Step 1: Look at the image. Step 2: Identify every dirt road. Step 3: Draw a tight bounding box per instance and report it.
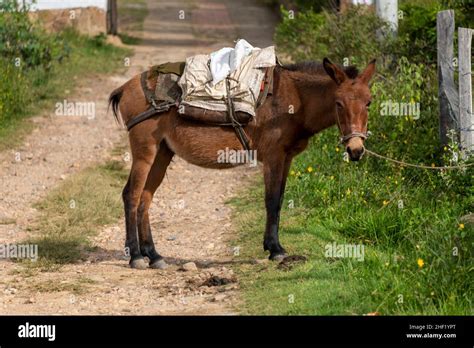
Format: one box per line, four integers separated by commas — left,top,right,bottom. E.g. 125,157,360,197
0,0,277,314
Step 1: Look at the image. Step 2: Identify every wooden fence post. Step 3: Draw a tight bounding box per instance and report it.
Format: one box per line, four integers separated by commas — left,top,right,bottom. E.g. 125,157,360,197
458,27,473,155
437,10,459,147
107,0,118,36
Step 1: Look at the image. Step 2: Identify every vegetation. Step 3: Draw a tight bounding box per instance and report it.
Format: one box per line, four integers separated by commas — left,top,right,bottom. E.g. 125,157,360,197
234,0,473,315
23,159,128,271
0,0,131,150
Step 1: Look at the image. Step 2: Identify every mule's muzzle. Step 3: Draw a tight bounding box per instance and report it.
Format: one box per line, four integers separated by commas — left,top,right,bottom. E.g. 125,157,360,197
346,145,365,161
345,136,366,161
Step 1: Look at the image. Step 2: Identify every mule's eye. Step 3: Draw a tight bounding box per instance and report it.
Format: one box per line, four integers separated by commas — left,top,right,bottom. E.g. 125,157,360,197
366,101,372,108
336,101,343,109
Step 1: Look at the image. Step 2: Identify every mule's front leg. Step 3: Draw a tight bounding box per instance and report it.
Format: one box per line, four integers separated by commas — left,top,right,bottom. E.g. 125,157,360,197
263,155,292,261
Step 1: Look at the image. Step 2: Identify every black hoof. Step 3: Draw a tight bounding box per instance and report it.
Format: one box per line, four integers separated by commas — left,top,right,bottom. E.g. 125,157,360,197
269,252,287,262
130,258,147,270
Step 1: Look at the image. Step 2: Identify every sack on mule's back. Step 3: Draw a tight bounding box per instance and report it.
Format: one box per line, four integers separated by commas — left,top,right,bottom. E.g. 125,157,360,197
178,46,276,118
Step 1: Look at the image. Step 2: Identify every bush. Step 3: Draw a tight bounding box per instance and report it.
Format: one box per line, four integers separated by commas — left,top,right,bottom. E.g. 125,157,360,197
0,0,66,70
0,1,130,143
0,0,67,127
275,5,395,66
0,58,28,124
396,2,440,66
368,57,439,165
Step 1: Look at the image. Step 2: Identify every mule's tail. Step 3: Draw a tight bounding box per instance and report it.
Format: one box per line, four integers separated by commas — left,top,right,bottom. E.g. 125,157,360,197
108,85,124,126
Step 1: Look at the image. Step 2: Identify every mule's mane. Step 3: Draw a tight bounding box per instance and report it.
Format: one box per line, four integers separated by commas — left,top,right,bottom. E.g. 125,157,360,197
283,61,359,79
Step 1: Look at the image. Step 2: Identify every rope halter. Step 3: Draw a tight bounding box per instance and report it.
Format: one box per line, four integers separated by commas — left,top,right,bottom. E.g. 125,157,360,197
340,131,370,144
335,108,370,144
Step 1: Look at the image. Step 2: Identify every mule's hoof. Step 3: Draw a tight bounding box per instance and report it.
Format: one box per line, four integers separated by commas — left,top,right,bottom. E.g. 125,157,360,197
269,253,287,262
150,258,168,270
130,258,147,270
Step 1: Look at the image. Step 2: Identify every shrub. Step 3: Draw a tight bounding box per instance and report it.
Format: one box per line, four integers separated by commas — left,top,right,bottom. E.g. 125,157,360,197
275,5,395,66
0,58,28,124
0,0,66,70
396,2,441,66
0,1,129,140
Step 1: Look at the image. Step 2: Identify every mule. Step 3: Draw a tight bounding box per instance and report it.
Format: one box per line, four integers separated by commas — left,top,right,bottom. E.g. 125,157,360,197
109,57,376,269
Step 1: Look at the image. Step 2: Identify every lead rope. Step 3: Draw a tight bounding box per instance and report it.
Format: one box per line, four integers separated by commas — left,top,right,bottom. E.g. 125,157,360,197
336,103,474,170
334,109,473,170
364,149,474,170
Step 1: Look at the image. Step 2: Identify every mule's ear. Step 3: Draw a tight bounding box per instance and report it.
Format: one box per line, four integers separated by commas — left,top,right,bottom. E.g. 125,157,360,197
323,57,347,85
358,59,376,84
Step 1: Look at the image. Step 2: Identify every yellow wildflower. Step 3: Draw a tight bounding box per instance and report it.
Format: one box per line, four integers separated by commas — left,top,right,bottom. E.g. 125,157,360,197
307,166,313,173
458,223,465,230
417,258,424,268
383,200,389,206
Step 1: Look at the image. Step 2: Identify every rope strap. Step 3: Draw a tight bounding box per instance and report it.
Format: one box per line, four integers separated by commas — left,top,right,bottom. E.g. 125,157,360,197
225,77,251,151
365,149,474,170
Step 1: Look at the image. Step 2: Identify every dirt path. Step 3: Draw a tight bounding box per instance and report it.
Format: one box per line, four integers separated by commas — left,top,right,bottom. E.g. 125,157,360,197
0,0,277,314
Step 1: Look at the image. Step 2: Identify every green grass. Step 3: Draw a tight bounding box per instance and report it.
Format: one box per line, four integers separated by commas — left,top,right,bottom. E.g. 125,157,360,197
0,30,131,151
22,160,128,271
231,129,473,315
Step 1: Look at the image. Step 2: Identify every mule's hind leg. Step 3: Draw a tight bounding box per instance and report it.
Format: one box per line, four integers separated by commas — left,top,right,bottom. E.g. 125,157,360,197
137,141,174,269
123,146,157,269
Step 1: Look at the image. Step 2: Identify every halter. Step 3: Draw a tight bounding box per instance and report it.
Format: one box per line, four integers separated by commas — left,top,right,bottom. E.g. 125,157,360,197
335,107,370,144
340,131,369,144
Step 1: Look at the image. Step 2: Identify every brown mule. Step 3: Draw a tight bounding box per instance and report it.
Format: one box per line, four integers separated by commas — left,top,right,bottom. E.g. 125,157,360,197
109,58,376,269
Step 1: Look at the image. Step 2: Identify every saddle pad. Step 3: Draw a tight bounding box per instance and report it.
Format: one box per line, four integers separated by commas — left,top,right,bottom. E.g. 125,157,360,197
178,46,276,117
154,73,181,103
149,61,185,79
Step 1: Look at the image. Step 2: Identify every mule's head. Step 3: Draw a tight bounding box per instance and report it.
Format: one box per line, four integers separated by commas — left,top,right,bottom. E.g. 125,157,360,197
323,58,376,161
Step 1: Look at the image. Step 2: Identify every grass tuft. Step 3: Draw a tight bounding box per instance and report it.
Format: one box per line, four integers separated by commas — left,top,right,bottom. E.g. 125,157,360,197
22,160,127,270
